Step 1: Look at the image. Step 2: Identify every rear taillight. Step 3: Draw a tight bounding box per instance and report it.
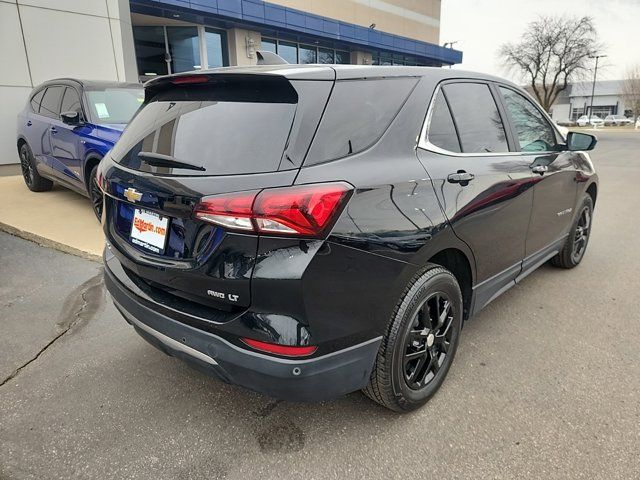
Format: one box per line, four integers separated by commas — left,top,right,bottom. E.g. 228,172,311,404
193,182,352,237
241,338,317,357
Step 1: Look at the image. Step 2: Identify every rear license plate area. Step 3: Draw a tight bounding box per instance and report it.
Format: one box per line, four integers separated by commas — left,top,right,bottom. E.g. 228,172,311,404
130,208,169,254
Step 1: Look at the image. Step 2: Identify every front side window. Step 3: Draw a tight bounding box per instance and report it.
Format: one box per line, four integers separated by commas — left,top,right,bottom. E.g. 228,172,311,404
85,88,144,124
499,87,557,152
60,87,82,115
427,91,461,153
39,86,64,119
442,82,508,153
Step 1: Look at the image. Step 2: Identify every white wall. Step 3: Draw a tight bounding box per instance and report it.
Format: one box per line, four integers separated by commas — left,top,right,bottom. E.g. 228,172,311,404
0,0,137,165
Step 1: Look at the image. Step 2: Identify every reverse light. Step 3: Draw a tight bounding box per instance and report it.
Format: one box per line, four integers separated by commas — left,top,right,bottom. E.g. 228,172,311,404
193,183,352,237
241,338,317,357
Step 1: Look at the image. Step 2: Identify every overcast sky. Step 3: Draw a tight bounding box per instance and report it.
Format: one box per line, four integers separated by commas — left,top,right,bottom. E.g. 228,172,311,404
440,0,640,82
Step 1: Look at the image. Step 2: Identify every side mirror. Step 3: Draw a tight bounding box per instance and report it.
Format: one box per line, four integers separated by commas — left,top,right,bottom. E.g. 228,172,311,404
567,131,597,151
61,111,81,125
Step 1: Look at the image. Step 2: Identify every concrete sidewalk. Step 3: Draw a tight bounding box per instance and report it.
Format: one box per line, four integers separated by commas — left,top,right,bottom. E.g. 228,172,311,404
0,175,103,260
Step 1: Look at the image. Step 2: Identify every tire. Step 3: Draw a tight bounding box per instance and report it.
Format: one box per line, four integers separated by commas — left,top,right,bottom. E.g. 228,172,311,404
19,143,53,192
88,164,103,221
363,265,463,412
551,194,594,269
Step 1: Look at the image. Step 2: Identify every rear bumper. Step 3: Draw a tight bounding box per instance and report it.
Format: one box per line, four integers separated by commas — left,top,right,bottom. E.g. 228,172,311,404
104,259,381,402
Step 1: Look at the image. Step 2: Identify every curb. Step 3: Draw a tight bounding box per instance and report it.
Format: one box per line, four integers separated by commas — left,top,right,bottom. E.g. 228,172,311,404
0,221,101,263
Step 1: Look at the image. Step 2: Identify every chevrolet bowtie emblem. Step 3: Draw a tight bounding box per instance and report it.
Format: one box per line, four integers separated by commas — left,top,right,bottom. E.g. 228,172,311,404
123,187,143,203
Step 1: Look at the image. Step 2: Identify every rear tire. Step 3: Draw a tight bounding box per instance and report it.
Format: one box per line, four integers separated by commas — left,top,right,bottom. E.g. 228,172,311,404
363,265,463,412
19,143,53,192
551,194,593,269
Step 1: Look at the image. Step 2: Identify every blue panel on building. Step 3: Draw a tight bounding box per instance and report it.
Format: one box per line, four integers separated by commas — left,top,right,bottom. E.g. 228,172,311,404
130,0,463,65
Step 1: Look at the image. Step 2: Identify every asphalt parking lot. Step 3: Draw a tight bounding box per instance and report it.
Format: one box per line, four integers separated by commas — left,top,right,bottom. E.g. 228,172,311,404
1,130,639,479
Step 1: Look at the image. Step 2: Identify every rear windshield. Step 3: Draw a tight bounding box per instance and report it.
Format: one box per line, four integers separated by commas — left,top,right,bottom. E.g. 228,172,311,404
85,88,144,124
110,76,298,176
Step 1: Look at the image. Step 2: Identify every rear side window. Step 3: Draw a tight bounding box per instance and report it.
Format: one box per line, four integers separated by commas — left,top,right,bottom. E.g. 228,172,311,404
442,83,508,153
110,76,300,176
426,91,461,153
39,86,64,119
499,87,558,152
30,89,45,112
306,78,418,164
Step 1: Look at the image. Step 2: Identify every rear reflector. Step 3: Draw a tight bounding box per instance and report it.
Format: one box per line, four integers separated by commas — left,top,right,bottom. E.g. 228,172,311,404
241,338,317,357
193,182,352,237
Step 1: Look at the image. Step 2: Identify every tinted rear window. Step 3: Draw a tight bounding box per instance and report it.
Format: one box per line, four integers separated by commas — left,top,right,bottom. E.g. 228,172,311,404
427,91,461,153
110,77,299,176
39,86,64,119
442,82,508,153
306,77,418,164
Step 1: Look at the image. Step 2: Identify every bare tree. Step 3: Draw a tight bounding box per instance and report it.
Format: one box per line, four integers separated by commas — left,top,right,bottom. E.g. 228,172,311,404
499,16,602,111
622,65,640,122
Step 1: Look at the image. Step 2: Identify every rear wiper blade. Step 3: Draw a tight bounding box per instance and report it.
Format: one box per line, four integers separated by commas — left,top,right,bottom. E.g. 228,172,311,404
137,152,206,172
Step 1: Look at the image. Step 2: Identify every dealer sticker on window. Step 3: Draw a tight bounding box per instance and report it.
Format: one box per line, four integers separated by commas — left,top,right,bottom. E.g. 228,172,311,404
130,208,169,254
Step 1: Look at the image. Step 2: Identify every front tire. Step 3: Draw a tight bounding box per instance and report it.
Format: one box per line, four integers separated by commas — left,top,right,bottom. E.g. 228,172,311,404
88,164,103,221
363,265,463,412
551,194,593,269
19,143,53,192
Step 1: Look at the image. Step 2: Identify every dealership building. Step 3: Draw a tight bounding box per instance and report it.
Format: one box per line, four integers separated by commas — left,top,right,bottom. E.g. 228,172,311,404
0,0,462,165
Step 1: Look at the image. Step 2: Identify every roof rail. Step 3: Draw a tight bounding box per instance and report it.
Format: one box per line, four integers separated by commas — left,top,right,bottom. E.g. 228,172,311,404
256,50,289,65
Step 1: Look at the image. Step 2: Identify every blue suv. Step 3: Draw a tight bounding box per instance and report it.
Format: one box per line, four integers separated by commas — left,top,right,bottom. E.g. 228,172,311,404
16,79,143,218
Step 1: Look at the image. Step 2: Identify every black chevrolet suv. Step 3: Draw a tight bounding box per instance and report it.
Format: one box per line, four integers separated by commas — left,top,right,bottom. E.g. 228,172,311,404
99,65,598,412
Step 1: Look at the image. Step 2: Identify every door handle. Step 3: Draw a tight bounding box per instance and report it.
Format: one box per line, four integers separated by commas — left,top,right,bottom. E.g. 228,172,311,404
447,171,475,185
531,165,548,175
50,127,57,134
26,121,32,127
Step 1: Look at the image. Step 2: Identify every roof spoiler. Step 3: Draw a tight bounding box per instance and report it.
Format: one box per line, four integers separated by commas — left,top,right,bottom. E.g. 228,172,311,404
256,50,289,65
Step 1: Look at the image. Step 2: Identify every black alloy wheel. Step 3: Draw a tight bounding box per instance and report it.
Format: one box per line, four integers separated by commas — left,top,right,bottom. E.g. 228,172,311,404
551,194,594,269
571,204,591,264
403,292,454,390
19,143,53,192
363,265,463,412
89,165,103,221
20,144,34,188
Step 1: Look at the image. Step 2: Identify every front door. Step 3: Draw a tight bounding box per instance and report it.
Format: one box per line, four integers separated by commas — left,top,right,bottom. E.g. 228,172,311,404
417,81,536,311
495,85,578,269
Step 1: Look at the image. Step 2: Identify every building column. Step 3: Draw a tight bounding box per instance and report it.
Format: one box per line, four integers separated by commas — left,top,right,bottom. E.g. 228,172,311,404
227,28,262,66
350,51,373,65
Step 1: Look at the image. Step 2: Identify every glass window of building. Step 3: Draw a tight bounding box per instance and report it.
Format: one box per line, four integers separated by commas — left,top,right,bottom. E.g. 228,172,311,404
204,28,226,68
335,50,349,64
278,41,298,63
133,26,168,76
318,47,334,64
299,44,317,64
261,38,277,53
166,26,200,72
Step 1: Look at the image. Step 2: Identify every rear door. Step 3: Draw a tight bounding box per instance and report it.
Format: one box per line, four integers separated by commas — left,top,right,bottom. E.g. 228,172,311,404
416,80,535,310
496,85,578,265
102,73,333,311
32,85,64,170
49,86,85,186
